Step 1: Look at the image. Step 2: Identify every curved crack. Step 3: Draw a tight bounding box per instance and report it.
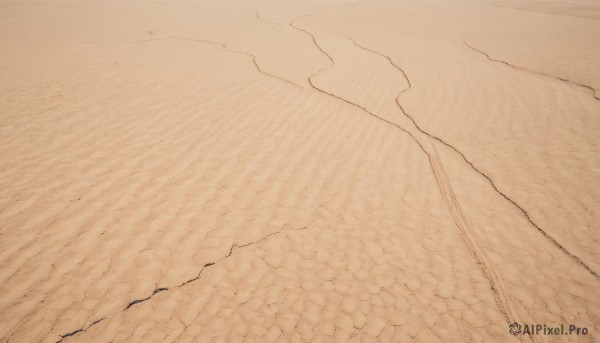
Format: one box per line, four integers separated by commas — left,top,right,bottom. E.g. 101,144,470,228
54,226,311,342
347,38,598,280
465,42,599,101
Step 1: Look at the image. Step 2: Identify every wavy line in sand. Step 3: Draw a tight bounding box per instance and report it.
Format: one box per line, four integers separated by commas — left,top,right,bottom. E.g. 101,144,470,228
465,42,599,101
54,226,311,342
289,16,519,325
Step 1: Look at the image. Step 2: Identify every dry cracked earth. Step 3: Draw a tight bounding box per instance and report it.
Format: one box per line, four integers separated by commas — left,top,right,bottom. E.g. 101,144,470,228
0,0,599,341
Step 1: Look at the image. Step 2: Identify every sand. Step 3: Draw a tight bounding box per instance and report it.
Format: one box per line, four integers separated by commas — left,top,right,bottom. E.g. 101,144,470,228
1,0,599,341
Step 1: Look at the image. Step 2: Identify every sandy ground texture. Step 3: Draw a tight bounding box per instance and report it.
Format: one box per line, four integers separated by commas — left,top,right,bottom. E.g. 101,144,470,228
1,0,599,342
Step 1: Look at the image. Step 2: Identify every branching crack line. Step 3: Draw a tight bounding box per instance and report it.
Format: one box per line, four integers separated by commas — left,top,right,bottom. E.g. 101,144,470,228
180,226,310,287
346,37,599,280
80,35,302,90
465,42,599,101
288,17,423,147
171,36,303,89
55,226,311,342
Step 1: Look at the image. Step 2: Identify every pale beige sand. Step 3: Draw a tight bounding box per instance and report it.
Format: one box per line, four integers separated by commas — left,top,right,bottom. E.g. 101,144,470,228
1,0,599,342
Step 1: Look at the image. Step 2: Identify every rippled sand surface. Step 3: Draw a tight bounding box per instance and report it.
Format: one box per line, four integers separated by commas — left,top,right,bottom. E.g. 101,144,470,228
1,0,599,341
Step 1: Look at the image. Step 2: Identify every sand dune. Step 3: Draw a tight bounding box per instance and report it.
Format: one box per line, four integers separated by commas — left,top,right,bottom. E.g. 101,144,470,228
0,0,599,342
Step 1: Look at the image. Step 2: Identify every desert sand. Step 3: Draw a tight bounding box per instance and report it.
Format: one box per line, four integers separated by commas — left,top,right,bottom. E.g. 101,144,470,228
1,0,599,341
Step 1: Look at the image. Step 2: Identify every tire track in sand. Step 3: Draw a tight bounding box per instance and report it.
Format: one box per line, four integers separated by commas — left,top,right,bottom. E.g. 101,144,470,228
348,37,599,281
289,16,519,326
